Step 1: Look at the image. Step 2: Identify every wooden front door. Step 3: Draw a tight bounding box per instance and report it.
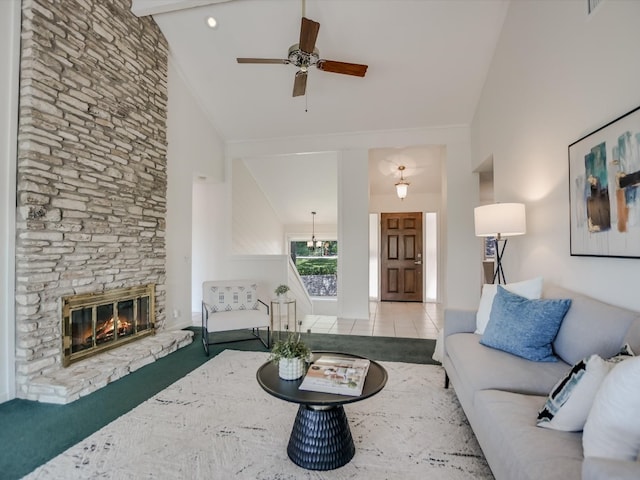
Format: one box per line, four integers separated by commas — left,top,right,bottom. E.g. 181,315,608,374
380,212,423,302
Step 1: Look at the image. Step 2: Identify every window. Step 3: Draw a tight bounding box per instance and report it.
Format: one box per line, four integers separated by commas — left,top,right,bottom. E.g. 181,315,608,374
290,241,337,297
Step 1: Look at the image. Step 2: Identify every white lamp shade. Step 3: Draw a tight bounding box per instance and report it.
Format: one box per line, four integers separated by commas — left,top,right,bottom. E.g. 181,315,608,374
474,203,526,237
396,182,408,199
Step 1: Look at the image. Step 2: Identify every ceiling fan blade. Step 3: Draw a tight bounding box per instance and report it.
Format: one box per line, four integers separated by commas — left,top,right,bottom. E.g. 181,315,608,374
317,60,368,77
236,58,289,64
292,71,307,97
299,17,320,54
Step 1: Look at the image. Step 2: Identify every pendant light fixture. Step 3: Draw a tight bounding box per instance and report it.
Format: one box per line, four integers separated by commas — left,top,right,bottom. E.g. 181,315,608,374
395,165,409,200
307,211,318,248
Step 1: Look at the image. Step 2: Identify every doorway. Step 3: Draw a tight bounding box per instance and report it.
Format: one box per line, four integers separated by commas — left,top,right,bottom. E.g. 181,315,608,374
380,212,423,302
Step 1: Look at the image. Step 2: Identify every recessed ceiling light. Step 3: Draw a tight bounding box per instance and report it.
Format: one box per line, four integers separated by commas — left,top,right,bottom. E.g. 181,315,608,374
206,16,217,29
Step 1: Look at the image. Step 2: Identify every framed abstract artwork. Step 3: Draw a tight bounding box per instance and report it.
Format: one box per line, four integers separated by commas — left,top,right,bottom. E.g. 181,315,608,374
569,105,640,258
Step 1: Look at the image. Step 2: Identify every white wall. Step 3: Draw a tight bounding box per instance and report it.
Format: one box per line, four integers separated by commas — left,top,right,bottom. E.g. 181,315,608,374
472,0,640,310
424,212,438,301
231,159,284,255
338,150,371,319
441,141,480,308
369,193,441,213
191,181,226,310
166,56,224,329
191,179,292,312
0,0,20,403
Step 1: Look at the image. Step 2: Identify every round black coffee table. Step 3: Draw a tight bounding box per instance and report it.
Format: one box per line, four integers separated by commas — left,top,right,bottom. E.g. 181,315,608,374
256,351,388,471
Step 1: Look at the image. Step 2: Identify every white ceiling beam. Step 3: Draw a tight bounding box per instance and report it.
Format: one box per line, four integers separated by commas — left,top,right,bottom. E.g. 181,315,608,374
131,0,233,17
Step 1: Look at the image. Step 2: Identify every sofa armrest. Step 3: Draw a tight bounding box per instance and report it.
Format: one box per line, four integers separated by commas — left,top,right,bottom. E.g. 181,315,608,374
443,308,476,338
582,457,640,480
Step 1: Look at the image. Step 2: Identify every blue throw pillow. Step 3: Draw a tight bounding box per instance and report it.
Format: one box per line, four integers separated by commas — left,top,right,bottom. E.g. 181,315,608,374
480,286,572,362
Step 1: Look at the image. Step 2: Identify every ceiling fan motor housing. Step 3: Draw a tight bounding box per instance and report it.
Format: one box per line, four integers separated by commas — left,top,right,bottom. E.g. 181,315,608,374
288,44,320,70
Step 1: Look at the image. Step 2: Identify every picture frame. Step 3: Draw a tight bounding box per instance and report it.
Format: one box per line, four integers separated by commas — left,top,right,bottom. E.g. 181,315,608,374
569,105,640,258
484,236,496,260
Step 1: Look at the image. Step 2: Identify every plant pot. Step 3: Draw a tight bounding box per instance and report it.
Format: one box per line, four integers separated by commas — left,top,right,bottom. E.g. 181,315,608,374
278,357,306,380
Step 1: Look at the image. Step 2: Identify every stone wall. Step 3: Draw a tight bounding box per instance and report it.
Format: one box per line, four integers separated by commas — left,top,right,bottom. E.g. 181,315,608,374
302,275,337,297
15,0,169,399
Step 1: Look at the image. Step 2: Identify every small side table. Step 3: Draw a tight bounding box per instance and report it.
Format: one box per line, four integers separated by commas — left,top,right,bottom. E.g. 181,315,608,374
270,298,296,342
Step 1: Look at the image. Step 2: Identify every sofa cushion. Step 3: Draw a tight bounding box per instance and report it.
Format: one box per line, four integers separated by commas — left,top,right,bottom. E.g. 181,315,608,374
445,333,570,398
546,285,639,365
473,389,583,480
582,457,640,480
583,356,640,461
480,286,571,362
475,277,543,334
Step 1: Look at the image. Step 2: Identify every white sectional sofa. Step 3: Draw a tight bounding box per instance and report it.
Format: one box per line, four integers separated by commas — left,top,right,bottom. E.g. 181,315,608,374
443,284,640,480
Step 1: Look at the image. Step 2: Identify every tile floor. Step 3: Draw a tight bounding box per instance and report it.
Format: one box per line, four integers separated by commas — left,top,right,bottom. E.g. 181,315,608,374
298,301,443,340
195,301,444,341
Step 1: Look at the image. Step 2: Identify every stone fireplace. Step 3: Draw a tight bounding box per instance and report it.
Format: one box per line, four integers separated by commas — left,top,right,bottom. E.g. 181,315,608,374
14,0,192,404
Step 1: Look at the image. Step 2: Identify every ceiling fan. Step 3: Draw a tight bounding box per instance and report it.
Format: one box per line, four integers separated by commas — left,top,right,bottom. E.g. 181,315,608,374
237,16,368,97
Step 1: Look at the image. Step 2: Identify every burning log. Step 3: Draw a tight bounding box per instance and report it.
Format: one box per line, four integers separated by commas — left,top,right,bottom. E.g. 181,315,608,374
85,316,132,345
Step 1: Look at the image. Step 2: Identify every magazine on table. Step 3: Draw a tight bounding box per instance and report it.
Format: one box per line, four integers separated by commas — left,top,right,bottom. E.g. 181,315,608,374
299,356,371,396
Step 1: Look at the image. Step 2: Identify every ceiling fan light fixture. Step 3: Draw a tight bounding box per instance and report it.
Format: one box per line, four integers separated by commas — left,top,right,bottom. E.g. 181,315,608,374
395,165,409,200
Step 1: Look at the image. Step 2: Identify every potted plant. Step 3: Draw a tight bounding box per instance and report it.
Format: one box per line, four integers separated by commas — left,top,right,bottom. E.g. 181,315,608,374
275,284,290,300
270,333,311,380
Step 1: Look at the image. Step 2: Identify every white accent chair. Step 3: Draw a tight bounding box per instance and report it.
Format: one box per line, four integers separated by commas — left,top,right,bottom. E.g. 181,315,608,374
201,280,270,355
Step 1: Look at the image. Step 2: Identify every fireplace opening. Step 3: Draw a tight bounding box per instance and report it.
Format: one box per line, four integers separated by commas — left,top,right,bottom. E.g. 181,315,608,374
63,284,155,367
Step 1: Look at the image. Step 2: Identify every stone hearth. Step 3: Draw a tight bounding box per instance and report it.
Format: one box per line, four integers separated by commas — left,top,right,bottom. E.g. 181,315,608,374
27,330,193,404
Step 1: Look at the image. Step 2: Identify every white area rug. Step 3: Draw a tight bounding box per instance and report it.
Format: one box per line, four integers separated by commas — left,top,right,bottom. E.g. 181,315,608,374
24,350,492,479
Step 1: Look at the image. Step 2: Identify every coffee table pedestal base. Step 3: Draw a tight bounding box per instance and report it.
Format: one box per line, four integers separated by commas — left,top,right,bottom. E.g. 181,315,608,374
287,404,355,470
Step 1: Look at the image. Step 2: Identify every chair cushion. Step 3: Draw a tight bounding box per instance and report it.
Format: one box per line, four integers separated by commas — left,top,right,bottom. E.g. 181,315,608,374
205,309,270,332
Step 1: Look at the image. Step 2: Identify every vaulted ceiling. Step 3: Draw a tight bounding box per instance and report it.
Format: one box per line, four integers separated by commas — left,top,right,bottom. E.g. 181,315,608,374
131,0,509,224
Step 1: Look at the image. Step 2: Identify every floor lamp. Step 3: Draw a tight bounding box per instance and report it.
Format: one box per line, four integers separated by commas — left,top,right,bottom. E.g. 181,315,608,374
474,203,526,284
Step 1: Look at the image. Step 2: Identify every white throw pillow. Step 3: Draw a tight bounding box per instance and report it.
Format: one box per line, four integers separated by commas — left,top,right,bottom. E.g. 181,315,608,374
475,277,543,334
537,346,635,432
583,356,640,460
537,354,612,431
208,283,259,312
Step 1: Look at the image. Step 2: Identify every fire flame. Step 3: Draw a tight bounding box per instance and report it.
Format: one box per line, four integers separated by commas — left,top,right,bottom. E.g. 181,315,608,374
85,316,132,344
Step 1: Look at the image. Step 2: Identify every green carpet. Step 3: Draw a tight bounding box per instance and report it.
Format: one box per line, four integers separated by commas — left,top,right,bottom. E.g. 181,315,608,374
0,328,438,479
